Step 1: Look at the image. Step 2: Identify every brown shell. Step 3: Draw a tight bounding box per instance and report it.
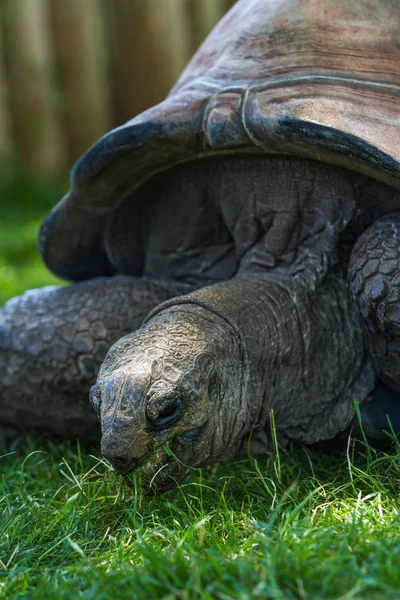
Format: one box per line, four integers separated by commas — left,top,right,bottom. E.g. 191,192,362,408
41,0,400,280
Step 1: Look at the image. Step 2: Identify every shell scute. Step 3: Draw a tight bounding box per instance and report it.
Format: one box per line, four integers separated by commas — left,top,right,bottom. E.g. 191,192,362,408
40,0,400,280
203,91,249,150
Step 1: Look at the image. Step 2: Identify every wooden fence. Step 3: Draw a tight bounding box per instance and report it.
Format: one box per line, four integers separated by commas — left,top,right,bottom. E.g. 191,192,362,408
0,0,236,178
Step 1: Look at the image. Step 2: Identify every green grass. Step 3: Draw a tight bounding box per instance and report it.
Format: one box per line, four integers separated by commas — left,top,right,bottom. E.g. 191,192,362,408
2,440,400,599
1,174,400,599
0,172,65,304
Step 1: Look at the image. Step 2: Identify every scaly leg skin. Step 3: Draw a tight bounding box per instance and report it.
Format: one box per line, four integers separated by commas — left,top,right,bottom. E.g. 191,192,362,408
93,269,375,492
347,213,400,443
0,276,192,440
349,213,400,392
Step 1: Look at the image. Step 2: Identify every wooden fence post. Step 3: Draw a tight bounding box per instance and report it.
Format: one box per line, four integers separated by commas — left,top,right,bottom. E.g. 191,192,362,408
166,0,193,79
49,0,111,163
1,0,64,177
224,0,237,13
106,0,192,125
0,22,11,159
187,0,227,54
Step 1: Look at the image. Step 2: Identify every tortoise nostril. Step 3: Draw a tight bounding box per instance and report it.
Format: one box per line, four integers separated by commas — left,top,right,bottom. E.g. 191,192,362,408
89,384,101,416
147,398,183,430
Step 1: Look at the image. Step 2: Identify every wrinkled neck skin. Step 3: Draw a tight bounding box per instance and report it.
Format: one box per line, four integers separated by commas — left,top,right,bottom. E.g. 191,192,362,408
148,269,373,454
95,268,373,485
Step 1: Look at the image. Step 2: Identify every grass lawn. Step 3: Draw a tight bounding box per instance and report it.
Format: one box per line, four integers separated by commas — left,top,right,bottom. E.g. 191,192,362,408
1,174,400,599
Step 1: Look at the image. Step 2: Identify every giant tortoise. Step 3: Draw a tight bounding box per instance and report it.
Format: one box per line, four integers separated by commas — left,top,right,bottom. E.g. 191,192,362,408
2,0,400,491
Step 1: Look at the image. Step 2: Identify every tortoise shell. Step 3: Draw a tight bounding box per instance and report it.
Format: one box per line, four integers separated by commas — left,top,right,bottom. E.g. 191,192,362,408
40,0,400,281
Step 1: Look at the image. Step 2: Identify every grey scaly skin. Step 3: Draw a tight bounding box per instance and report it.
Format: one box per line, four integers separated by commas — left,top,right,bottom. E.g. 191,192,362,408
4,0,400,491
0,276,192,440
0,155,398,492
349,214,400,395
92,271,373,492
2,154,400,492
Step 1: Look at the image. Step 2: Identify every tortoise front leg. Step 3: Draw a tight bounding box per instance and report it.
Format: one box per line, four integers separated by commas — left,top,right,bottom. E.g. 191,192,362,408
349,212,400,394
0,276,191,440
345,212,400,443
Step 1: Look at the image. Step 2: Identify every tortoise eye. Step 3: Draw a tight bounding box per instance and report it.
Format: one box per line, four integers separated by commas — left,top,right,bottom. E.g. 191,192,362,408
147,398,183,430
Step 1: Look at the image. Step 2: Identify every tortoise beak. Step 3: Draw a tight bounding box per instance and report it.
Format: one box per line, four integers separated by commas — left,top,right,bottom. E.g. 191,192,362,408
107,455,142,475
101,433,152,475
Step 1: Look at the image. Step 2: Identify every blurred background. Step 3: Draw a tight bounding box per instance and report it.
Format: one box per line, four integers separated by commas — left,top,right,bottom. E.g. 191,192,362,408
0,0,236,303
0,0,236,177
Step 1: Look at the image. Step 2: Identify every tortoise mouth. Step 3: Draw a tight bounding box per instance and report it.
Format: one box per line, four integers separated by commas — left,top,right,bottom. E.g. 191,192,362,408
117,425,207,493
141,449,192,494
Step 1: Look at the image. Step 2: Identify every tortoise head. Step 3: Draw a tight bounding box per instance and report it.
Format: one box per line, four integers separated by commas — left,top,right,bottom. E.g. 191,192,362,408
90,304,248,492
